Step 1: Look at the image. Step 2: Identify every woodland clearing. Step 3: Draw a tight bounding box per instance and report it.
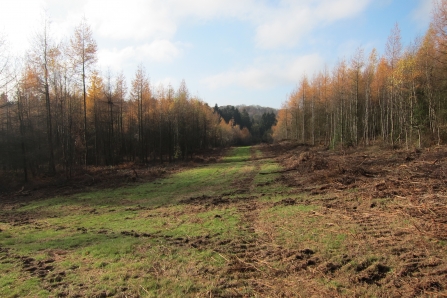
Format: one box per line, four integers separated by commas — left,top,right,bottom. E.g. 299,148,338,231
0,143,447,297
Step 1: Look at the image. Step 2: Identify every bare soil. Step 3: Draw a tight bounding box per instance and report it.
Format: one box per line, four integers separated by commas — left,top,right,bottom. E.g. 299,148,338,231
1,143,447,297
172,143,447,297
257,142,447,296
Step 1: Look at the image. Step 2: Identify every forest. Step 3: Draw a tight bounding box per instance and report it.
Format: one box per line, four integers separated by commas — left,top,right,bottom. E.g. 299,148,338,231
2,2,447,183
0,19,268,184
273,2,447,149
214,105,277,143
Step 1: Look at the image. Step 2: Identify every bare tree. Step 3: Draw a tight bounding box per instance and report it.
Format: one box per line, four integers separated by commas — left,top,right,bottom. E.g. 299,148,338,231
0,34,14,90
69,17,97,165
385,24,402,146
29,15,57,175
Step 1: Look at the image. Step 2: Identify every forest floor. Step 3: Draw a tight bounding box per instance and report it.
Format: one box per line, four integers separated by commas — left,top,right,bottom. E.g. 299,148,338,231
1,142,447,297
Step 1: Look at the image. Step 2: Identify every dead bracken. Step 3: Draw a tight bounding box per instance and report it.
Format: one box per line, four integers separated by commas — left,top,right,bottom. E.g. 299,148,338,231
0,143,446,297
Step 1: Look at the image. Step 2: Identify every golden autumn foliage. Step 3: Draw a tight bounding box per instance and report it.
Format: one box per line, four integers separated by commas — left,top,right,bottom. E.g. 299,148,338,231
274,3,447,148
86,70,104,118
0,18,247,174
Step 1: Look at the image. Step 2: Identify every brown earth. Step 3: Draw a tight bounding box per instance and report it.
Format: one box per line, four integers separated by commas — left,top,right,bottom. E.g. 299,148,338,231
122,143,447,297
169,143,447,297
1,143,447,297
255,142,447,297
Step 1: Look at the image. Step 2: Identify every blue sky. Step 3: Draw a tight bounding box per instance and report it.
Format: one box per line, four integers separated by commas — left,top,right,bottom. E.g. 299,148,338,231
0,0,434,109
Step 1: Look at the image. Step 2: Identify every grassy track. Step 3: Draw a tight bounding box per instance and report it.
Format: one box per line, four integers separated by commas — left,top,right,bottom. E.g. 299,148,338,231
0,147,284,297
2,145,446,297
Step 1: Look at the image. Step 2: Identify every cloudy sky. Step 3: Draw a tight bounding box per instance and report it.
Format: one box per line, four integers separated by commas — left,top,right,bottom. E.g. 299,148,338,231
0,0,434,108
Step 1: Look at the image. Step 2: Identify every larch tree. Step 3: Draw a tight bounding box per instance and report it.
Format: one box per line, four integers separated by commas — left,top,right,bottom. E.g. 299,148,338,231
103,70,115,165
332,59,349,147
433,0,447,58
299,75,309,143
29,15,57,175
417,26,439,146
69,18,97,165
350,47,365,145
176,79,190,159
113,72,127,160
86,70,104,165
385,23,402,145
363,48,378,145
130,65,151,161
430,1,447,144
273,2,447,149
0,34,14,90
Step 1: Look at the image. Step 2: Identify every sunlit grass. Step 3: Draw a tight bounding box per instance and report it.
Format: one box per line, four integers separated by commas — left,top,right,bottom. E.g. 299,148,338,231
17,147,253,214
0,145,275,297
221,146,251,163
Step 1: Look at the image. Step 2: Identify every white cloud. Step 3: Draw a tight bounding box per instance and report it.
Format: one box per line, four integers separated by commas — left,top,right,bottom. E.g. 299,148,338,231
168,0,256,19
205,67,272,90
97,47,133,71
0,0,373,56
71,0,372,50
315,0,372,22
202,54,324,90
254,7,313,49
85,0,177,40
412,0,434,27
0,0,44,54
80,0,258,42
0,0,373,97
98,39,183,71
138,40,182,62
254,0,372,49
284,54,325,80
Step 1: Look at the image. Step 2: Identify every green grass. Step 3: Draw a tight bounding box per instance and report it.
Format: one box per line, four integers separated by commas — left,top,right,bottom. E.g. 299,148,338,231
17,148,253,213
2,144,340,297
2,144,444,297
0,146,270,297
221,146,251,163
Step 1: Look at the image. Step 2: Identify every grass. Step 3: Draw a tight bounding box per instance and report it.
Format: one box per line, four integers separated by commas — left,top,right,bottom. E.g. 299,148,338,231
17,148,253,213
1,144,444,297
0,146,263,297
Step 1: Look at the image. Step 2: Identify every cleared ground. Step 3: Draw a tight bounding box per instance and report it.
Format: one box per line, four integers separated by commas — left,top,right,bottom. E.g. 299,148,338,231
0,143,446,297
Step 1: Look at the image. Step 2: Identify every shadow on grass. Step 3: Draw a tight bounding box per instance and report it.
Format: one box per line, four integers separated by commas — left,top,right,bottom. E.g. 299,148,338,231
3,147,254,215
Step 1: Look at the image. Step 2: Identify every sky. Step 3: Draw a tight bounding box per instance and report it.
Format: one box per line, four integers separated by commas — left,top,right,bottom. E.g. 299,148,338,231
0,0,435,109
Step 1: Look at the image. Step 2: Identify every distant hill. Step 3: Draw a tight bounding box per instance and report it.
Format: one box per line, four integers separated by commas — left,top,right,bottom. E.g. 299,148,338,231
233,105,278,119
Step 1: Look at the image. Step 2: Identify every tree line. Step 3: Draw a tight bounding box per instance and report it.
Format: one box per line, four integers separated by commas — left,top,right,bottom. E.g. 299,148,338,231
273,1,447,149
213,105,277,143
0,17,249,182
